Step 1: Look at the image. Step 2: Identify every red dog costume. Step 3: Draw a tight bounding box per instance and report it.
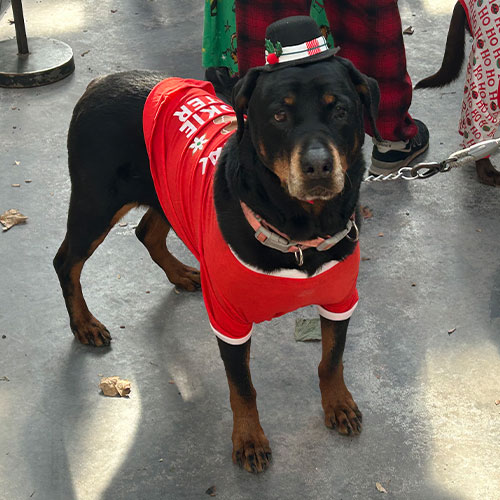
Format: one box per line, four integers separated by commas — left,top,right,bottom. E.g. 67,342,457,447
143,77,360,345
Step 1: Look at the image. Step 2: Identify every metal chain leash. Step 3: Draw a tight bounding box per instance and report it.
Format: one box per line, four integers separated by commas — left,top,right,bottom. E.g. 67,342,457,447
364,138,500,182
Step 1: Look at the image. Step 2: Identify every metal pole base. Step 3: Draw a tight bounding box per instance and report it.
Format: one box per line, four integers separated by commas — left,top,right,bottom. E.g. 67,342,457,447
0,37,74,88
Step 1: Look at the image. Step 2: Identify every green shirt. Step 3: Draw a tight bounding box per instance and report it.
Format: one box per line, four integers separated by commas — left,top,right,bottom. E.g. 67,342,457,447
202,0,334,75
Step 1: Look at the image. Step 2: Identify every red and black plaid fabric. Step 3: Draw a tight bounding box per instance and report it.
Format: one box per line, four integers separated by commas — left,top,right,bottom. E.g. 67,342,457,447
235,0,417,142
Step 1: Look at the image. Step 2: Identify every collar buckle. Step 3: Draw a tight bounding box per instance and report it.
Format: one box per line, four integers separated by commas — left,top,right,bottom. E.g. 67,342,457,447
254,226,296,252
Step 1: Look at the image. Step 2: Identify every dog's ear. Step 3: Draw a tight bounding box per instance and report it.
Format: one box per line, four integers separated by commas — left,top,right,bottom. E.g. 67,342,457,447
231,68,262,142
337,58,382,142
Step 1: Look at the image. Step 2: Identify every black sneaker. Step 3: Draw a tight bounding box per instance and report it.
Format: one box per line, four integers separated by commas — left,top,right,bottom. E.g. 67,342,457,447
205,66,239,105
370,119,429,175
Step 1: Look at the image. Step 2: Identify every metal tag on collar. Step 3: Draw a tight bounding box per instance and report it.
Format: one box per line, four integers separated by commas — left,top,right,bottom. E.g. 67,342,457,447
254,226,295,253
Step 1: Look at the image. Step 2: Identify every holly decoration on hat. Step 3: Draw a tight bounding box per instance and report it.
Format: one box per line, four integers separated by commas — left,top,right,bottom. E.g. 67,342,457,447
265,39,283,64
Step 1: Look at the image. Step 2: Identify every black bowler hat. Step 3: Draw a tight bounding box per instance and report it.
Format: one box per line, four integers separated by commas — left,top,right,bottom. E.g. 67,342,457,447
262,16,339,71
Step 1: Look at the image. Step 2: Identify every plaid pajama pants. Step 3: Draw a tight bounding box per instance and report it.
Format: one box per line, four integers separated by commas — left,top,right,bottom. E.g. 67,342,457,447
235,0,417,142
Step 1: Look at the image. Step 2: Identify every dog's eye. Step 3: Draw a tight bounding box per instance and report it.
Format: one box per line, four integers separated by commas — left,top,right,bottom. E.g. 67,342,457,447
274,111,287,122
333,105,347,120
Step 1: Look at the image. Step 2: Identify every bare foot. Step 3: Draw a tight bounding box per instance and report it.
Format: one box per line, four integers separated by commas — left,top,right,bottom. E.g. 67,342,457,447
476,158,500,186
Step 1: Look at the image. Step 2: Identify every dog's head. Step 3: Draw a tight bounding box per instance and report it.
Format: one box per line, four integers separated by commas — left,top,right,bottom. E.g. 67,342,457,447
232,57,380,202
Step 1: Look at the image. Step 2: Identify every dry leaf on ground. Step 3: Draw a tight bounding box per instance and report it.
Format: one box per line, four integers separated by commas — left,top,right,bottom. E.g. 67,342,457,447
361,206,373,219
99,376,131,397
1,209,28,231
376,482,388,493
294,318,321,342
403,26,414,35
205,485,216,497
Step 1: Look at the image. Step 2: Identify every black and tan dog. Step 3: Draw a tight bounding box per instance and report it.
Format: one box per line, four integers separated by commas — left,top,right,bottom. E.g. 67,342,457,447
54,17,380,473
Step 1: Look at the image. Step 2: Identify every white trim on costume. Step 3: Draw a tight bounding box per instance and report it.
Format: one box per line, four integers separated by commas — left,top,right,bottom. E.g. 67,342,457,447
210,324,253,345
317,302,358,321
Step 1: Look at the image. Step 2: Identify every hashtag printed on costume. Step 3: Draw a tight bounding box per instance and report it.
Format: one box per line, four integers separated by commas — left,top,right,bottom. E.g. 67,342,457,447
143,78,360,345
458,0,500,147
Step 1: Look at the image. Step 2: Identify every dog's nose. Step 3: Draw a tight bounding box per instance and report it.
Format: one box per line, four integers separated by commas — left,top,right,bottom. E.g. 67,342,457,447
301,141,333,178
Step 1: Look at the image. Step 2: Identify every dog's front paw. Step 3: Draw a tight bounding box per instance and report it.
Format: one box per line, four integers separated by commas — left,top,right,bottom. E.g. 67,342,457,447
232,424,272,473
323,396,362,436
71,318,112,347
476,158,500,186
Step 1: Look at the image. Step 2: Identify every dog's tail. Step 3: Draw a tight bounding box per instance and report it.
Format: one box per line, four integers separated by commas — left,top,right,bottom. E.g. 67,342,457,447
415,2,467,89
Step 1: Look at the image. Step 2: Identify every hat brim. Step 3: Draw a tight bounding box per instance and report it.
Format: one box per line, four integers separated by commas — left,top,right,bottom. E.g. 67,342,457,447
259,46,340,72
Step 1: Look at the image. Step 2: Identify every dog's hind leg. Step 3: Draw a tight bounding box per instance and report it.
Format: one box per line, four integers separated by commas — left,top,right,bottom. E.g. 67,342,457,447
135,207,201,291
54,201,137,346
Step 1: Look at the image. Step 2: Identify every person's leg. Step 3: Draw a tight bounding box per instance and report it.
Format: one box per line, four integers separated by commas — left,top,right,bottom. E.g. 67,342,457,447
202,0,239,76
325,0,415,141
325,0,428,173
235,0,310,75
207,1,310,102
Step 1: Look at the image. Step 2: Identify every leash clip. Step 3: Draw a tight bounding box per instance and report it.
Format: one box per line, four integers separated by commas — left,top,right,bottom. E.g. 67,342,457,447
410,162,442,179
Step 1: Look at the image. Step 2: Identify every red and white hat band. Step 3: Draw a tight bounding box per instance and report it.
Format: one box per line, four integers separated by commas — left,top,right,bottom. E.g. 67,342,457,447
265,36,329,65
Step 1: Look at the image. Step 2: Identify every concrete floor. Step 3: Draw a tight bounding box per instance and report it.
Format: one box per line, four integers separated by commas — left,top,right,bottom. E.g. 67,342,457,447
1,1,499,499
